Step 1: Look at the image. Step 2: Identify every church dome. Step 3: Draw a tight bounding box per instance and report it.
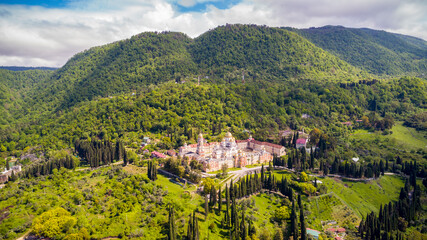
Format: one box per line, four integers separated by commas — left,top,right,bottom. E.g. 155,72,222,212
198,133,203,138
226,132,232,138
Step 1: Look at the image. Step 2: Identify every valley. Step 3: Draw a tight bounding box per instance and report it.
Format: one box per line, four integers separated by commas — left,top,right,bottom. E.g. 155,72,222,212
0,24,426,240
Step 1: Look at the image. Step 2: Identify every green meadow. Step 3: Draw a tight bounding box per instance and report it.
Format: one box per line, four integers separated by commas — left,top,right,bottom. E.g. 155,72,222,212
350,122,427,150
318,175,405,217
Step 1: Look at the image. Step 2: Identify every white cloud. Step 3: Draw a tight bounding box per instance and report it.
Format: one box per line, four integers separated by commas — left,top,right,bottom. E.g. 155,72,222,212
0,0,425,67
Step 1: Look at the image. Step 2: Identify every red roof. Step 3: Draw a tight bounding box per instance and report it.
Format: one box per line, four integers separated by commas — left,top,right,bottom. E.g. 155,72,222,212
335,237,342,240
248,139,284,149
182,138,284,150
327,228,345,233
151,151,166,158
166,150,177,156
296,138,307,144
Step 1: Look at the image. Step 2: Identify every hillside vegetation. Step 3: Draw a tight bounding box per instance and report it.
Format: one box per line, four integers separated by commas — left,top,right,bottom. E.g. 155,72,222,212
20,25,369,113
0,69,54,126
288,26,427,76
1,77,425,154
191,24,364,81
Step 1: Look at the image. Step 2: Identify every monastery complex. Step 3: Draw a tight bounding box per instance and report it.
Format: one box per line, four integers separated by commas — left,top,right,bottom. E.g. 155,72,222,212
179,132,286,172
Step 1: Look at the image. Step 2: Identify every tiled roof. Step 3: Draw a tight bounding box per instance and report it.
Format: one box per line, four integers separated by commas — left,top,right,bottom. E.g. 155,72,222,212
249,139,284,149
151,151,166,158
296,138,307,144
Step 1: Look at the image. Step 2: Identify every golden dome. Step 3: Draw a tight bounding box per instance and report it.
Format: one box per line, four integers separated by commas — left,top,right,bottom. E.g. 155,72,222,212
226,132,232,138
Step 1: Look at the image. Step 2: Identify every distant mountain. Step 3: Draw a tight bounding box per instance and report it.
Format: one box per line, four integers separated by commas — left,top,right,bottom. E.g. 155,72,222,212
0,66,58,71
286,26,427,76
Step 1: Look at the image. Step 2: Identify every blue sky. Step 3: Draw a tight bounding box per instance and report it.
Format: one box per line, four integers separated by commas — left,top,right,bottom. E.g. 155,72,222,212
0,0,426,67
0,0,69,8
0,0,241,11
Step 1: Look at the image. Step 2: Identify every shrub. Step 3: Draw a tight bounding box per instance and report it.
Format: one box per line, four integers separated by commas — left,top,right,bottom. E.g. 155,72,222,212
32,207,76,239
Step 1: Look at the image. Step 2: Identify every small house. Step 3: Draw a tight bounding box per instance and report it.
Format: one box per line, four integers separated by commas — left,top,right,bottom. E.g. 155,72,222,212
143,137,151,144
166,150,177,157
296,138,307,149
341,121,352,126
151,151,166,159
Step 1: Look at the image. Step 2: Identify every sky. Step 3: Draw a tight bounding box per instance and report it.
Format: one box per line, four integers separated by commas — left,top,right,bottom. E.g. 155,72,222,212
0,0,426,67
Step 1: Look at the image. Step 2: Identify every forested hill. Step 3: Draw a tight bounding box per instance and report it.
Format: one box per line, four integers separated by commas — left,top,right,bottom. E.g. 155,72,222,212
31,32,197,110
286,26,427,76
0,69,54,126
190,24,363,81
27,24,367,111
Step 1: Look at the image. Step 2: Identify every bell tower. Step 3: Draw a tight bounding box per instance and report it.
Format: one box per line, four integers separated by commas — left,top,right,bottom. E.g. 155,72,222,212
197,133,205,157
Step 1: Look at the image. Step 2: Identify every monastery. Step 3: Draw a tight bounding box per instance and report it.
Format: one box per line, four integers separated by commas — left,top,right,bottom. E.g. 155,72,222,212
179,132,286,172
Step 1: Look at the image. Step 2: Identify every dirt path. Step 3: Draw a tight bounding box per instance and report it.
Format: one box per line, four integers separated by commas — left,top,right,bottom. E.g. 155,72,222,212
16,229,31,240
220,166,262,186
76,161,124,171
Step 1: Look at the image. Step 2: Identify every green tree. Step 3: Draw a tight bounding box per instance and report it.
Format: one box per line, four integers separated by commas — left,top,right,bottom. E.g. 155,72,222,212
300,172,308,182
32,207,76,239
274,206,290,222
202,178,215,194
168,206,176,240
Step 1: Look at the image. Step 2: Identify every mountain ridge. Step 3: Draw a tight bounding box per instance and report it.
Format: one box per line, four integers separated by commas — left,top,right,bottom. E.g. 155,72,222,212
285,25,427,76
24,24,369,112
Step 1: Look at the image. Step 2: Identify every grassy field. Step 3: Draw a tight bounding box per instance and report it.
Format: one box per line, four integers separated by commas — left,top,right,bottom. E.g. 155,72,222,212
272,169,295,180
209,167,242,175
386,122,427,150
350,122,427,150
319,175,405,217
349,129,374,140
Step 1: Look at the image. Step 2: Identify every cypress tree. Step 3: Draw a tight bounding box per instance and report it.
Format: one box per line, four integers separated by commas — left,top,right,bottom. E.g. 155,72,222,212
147,161,151,179
151,161,155,180
300,204,307,240
210,185,217,208
168,206,176,240
218,186,222,211
310,147,314,169
226,184,230,226
240,210,247,240
187,214,193,240
261,165,265,188
115,141,121,161
194,211,199,240
291,199,298,240
204,195,209,220
123,150,128,166
10,171,17,182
